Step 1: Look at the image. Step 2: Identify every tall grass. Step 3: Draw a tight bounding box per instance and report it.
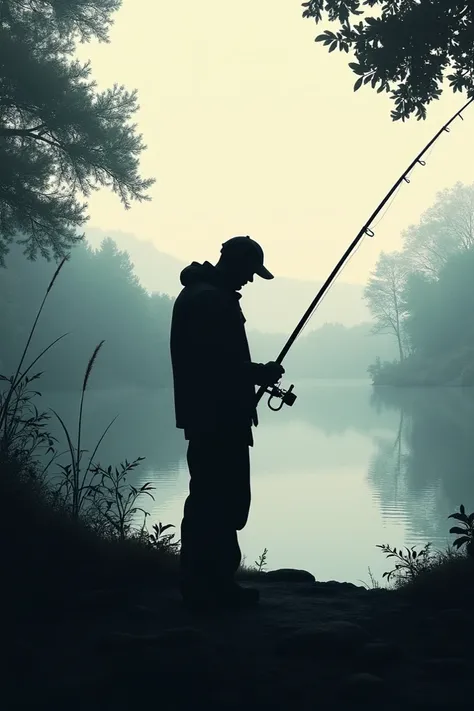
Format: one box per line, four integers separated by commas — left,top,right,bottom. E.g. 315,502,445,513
0,257,177,552
0,257,68,450
48,340,157,536
50,340,117,520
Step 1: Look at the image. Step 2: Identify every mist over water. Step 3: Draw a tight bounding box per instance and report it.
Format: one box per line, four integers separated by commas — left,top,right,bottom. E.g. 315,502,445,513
42,380,474,585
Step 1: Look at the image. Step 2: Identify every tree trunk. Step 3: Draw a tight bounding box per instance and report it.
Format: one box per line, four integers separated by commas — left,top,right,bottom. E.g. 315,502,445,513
396,332,404,363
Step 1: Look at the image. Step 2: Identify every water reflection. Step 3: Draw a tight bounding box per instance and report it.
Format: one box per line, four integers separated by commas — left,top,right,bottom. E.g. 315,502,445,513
369,387,474,547
38,382,474,583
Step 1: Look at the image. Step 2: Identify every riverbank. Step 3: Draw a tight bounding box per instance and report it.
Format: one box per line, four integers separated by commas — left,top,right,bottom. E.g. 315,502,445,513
8,565,474,710
4,461,474,711
369,349,474,387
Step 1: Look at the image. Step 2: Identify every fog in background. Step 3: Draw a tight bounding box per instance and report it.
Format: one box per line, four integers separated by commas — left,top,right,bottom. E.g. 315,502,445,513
76,0,474,285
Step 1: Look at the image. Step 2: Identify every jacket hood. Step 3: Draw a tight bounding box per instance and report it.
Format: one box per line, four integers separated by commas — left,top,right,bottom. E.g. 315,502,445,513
179,261,218,287
179,261,242,300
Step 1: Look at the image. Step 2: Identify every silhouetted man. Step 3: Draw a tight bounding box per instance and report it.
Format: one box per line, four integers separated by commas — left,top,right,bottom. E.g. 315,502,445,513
170,236,284,611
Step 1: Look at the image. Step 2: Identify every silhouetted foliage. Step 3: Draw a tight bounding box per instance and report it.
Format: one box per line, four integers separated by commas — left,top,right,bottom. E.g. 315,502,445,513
377,542,434,583
377,503,474,598
0,0,154,264
0,261,178,567
448,504,474,556
254,547,268,573
0,238,174,389
302,0,474,120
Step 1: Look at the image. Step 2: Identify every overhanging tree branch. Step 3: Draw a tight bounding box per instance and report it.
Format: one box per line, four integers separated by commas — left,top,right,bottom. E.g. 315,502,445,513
0,0,154,263
303,0,474,120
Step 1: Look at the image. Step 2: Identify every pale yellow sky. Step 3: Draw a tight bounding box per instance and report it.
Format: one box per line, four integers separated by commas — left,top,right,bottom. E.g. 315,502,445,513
76,0,474,284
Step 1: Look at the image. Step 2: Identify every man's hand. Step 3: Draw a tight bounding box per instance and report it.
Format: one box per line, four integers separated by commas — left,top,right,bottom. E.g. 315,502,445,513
260,361,285,386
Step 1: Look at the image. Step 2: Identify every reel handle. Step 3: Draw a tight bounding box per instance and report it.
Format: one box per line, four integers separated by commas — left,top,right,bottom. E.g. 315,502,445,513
265,383,297,412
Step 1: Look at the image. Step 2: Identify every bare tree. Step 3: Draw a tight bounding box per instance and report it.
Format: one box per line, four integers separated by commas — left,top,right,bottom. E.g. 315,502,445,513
364,251,409,363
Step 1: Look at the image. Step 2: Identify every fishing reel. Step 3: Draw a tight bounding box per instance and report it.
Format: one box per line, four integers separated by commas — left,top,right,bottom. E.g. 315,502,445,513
264,382,297,412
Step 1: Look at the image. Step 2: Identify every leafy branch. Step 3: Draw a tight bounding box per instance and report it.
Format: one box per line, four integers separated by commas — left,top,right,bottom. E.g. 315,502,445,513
377,542,434,583
303,0,474,121
448,504,474,556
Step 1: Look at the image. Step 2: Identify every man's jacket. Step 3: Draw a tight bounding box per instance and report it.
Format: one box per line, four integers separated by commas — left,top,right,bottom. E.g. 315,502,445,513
170,261,264,444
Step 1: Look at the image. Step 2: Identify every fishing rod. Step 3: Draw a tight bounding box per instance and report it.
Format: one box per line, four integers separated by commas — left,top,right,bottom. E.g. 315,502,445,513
257,95,474,412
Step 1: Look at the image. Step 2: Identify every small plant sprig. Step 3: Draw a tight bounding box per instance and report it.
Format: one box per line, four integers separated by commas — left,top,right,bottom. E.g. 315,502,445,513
255,547,268,573
448,504,474,557
149,522,180,553
84,458,153,540
358,567,380,590
377,542,434,584
0,372,57,464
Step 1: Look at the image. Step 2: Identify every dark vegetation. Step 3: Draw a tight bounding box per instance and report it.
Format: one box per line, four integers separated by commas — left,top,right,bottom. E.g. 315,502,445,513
303,0,474,121
374,510,474,613
365,182,474,386
0,259,179,593
2,249,473,610
0,0,154,264
2,2,474,708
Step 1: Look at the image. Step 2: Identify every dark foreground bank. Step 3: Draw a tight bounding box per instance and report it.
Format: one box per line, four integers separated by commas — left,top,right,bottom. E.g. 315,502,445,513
3,460,474,711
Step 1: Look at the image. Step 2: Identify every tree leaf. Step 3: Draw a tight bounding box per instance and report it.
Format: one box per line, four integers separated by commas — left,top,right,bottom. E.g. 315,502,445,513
448,512,468,523
354,77,363,91
160,524,175,533
349,62,365,75
449,526,467,535
453,536,470,549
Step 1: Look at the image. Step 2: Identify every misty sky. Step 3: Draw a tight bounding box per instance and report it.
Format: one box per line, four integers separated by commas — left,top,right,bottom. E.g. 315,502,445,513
76,0,474,284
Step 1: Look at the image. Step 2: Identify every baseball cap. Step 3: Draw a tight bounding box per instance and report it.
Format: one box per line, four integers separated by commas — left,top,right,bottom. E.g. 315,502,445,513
220,236,274,280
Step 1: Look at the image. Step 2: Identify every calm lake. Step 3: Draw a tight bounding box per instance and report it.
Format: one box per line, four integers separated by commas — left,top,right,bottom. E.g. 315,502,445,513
43,380,474,586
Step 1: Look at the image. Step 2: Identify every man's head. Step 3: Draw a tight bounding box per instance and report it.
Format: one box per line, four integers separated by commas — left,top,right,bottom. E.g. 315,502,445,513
216,236,273,290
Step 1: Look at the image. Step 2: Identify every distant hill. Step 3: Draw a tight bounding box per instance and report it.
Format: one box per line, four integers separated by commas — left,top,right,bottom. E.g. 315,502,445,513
86,228,184,299
85,228,370,333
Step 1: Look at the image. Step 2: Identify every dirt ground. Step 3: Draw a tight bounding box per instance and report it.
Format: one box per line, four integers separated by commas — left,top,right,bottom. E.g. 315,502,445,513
8,567,474,711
